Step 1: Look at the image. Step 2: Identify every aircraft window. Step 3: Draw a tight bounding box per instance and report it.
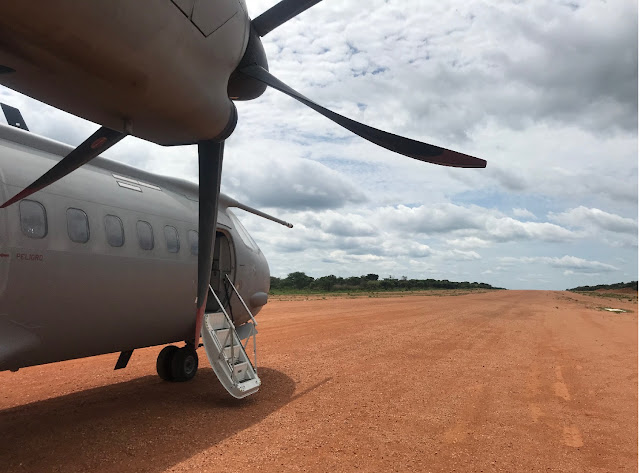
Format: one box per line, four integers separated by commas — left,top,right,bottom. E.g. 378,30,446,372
137,221,154,250
227,210,259,251
104,215,124,247
67,208,90,243
188,230,198,256
19,199,47,239
164,225,180,253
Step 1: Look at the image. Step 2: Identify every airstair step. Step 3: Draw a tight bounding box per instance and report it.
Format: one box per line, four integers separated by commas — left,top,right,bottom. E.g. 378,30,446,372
214,328,238,347
223,345,245,360
233,361,250,380
206,312,227,330
236,377,261,395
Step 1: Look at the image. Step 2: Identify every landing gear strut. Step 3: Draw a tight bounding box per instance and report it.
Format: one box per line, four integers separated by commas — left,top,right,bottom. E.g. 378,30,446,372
156,344,199,382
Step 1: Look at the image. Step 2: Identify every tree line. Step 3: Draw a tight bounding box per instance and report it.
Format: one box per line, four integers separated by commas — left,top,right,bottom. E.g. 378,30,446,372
567,281,638,292
270,272,502,293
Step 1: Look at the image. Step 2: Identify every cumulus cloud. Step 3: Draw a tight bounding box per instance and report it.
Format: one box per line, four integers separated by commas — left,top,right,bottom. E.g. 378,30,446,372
488,167,530,192
549,206,637,234
484,218,576,243
500,255,618,273
324,250,385,264
513,208,536,219
438,249,481,261
447,237,492,249
224,156,367,211
378,204,488,234
320,213,378,237
378,204,577,243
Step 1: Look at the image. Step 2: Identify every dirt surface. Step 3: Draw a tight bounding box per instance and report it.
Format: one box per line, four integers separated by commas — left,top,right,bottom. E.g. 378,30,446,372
0,290,637,472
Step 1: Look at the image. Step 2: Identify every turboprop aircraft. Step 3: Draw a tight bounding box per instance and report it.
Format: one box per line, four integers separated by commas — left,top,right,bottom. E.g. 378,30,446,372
0,0,486,398
0,107,289,396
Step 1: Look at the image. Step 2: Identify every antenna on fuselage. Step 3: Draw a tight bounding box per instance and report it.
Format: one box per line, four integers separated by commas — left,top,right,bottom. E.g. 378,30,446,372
221,195,293,228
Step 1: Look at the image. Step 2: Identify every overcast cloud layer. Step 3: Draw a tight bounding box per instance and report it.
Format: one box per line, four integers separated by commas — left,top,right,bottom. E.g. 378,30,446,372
0,0,637,289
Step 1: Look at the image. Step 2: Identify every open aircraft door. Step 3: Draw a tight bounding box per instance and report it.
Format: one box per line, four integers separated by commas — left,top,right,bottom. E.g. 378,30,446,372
0,159,8,298
207,230,235,314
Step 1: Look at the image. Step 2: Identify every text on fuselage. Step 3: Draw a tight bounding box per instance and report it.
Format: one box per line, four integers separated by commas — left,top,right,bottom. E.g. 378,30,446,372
16,253,43,261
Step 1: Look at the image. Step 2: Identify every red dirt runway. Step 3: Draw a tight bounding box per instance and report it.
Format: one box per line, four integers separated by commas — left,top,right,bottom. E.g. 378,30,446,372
0,290,637,472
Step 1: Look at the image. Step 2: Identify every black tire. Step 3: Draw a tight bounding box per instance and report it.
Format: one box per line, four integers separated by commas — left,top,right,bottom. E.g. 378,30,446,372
170,346,199,382
156,345,179,381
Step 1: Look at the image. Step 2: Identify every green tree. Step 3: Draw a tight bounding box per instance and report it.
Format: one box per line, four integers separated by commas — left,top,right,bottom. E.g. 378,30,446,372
312,275,338,291
284,271,314,289
270,276,282,289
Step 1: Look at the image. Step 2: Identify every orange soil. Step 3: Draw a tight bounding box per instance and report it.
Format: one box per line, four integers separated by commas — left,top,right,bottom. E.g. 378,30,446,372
0,290,637,472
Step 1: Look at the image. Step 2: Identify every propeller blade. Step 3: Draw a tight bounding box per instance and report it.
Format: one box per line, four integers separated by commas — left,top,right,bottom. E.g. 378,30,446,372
239,65,486,168
252,0,322,37
1,126,126,208
194,140,224,345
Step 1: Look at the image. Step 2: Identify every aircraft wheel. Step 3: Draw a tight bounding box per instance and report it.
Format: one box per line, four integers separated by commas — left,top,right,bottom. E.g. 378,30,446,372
170,346,199,382
156,345,179,381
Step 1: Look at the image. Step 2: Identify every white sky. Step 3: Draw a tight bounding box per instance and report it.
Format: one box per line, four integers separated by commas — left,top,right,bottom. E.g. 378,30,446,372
0,0,637,289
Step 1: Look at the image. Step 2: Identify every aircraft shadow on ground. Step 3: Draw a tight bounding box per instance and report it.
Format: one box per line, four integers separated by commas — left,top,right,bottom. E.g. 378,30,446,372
0,367,327,472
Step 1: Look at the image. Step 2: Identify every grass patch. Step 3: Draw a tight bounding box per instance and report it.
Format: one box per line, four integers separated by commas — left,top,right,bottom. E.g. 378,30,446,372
574,291,637,302
269,288,495,301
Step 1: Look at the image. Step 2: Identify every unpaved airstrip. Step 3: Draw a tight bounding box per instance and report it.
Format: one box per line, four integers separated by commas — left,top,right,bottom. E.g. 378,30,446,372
0,290,637,472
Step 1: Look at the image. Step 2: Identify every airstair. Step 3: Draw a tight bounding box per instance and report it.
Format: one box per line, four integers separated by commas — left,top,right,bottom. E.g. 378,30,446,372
201,275,260,398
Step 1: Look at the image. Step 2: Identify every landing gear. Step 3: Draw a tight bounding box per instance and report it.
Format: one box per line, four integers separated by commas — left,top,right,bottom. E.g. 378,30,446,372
156,345,178,381
171,345,199,381
156,345,199,382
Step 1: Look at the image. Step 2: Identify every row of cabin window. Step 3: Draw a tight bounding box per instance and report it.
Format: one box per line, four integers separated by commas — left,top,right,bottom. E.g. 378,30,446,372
19,199,199,255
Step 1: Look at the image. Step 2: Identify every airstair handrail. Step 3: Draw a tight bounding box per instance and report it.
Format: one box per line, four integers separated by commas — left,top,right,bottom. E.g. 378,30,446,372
210,280,258,376
224,274,258,327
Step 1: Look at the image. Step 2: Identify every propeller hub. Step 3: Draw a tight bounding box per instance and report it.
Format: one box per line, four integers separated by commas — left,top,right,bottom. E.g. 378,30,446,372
228,26,269,101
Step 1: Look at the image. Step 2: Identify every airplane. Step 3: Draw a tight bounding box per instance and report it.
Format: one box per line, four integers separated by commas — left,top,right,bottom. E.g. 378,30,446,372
0,1,486,398
0,107,291,396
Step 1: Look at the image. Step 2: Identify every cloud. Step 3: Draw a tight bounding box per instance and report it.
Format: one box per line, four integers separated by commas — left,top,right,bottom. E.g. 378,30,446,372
447,236,492,249
488,167,530,192
224,156,367,211
505,1,638,132
320,214,378,237
247,0,635,149
378,204,488,234
484,218,576,243
549,206,637,234
324,250,385,264
500,255,618,273
438,249,481,261
512,208,536,219
379,204,577,243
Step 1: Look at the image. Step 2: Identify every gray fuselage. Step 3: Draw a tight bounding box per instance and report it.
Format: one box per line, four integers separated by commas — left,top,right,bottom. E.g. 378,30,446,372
0,124,270,372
